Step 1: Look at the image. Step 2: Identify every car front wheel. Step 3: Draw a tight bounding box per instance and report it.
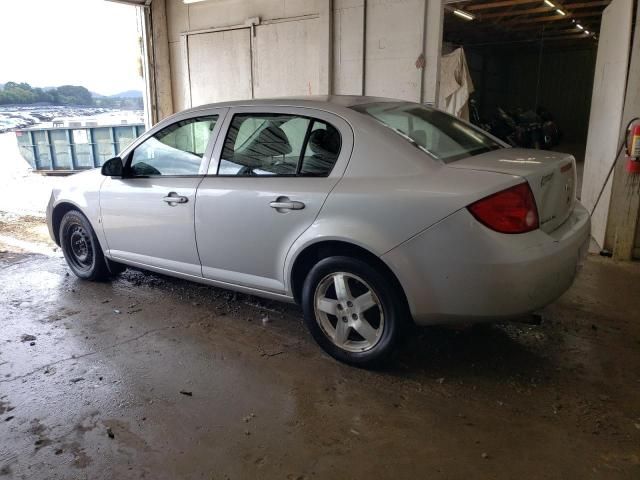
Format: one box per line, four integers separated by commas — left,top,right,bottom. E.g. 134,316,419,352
59,210,111,281
301,256,406,367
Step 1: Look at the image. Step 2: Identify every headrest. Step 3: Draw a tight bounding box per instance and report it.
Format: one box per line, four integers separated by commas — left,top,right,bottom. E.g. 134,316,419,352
308,128,340,158
251,125,292,156
409,130,426,146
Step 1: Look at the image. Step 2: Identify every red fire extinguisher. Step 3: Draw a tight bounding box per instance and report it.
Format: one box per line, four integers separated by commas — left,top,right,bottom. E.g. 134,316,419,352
626,120,640,173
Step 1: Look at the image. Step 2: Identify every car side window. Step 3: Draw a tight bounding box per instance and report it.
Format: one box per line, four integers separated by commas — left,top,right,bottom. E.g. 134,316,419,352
129,115,218,176
299,122,341,176
218,113,341,177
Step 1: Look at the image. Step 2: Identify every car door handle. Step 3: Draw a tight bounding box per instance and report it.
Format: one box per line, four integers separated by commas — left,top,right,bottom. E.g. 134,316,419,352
270,197,305,211
163,192,188,205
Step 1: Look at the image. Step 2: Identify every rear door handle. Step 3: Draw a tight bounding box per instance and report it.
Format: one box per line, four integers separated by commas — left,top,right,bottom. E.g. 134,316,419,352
270,197,305,211
163,192,188,205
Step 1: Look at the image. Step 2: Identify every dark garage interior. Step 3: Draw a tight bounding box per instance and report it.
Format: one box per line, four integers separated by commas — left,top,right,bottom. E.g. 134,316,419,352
444,0,606,175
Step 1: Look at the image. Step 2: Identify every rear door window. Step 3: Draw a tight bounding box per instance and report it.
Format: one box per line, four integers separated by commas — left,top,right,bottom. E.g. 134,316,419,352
217,113,341,176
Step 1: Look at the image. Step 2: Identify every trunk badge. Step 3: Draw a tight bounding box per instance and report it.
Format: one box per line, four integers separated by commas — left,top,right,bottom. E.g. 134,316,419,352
541,172,554,187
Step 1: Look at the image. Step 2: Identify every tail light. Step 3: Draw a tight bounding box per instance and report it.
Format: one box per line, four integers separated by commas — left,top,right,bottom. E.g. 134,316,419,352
467,182,539,234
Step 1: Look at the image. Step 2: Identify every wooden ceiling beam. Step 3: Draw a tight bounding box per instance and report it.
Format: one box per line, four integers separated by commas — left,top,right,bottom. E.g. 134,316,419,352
564,0,610,8
461,35,597,47
445,1,603,45
464,0,542,12
509,22,599,31
478,1,609,19
506,11,602,24
542,33,597,40
542,29,593,36
449,21,599,37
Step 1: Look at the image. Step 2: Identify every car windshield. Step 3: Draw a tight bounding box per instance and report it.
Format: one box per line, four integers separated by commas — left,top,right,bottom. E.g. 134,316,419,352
351,102,503,163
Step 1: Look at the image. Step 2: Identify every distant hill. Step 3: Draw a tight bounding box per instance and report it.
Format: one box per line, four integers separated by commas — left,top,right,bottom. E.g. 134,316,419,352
91,90,141,99
110,90,142,98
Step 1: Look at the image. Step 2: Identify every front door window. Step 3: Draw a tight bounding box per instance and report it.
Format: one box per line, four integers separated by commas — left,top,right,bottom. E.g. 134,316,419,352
129,116,218,176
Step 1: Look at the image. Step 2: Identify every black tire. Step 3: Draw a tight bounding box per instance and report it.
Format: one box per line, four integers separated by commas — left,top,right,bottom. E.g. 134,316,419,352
59,210,111,281
301,256,407,367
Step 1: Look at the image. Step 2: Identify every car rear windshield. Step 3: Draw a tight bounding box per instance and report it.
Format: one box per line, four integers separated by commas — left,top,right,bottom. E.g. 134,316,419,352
351,102,503,163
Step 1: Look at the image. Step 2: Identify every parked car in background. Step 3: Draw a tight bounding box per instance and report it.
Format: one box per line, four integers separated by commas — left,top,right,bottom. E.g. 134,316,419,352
47,96,590,367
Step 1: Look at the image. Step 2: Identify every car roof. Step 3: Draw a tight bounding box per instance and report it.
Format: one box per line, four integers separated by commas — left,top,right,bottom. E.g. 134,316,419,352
181,95,404,115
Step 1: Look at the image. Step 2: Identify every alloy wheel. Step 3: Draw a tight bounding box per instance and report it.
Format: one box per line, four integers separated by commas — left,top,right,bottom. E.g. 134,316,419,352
313,272,384,353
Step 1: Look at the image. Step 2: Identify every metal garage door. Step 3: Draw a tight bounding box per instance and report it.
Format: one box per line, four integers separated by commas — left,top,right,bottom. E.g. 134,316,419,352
187,28,252,106
184,17,321,107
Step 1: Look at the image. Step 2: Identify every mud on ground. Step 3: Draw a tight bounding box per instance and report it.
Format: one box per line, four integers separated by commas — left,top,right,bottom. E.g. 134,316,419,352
0,215,639,479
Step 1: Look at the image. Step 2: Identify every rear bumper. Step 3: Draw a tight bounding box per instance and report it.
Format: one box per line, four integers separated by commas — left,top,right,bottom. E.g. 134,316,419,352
383,202,591,325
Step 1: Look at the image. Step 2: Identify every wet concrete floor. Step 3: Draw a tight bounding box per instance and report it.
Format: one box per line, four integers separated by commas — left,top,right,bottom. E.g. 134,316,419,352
0,216,639,479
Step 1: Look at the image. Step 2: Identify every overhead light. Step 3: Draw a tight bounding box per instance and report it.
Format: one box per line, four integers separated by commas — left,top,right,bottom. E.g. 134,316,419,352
556,9,567,16
576,24,584,30
584,30,590,35
544,0,555,7
183,0,207,4
452,9,475,21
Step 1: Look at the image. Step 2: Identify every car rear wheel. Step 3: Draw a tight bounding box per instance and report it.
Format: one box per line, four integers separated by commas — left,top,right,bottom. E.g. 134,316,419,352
301,256,406,367
59,210,111,281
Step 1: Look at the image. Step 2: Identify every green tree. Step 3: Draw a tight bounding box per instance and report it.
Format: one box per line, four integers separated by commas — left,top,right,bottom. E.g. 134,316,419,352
55,85,94,105
0,81,95,106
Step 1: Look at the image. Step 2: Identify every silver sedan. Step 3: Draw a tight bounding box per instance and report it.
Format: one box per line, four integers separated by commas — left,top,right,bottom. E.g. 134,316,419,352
47,96,591,366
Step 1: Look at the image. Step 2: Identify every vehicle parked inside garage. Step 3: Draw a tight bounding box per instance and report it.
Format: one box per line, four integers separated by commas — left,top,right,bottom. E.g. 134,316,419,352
46,96,591,367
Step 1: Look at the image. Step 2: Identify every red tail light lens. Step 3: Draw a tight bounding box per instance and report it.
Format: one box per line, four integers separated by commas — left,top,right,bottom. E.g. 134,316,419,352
467,182,539,234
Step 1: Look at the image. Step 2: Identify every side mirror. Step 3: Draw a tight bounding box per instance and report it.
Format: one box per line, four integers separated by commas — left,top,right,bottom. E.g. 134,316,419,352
101,157,124,177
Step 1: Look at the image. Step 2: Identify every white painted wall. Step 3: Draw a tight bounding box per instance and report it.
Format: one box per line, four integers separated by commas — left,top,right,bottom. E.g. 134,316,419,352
161,0,443,113
253,17,324,98
581,0,633,247
188,29,253,105
363,0,424,100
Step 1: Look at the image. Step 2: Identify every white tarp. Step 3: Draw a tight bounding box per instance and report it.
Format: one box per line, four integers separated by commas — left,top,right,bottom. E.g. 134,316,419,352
439,48,474,120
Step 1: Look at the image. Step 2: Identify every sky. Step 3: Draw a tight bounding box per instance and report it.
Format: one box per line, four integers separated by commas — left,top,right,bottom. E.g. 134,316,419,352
0,0,143,96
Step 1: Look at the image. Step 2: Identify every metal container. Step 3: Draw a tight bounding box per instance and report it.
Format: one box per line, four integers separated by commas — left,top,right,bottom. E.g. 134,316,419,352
15,123,145,172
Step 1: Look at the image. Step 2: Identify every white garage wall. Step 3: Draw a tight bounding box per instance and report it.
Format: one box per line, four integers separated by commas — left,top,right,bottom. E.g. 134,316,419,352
188,29,253,104
333,0,426,100
253,17,323,98
332,0,365,94
162,0,442,112
581,0,633,248
364,0,424,101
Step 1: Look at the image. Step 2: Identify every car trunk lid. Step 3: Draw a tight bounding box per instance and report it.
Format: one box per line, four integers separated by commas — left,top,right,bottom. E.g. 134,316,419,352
448,148,577,233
